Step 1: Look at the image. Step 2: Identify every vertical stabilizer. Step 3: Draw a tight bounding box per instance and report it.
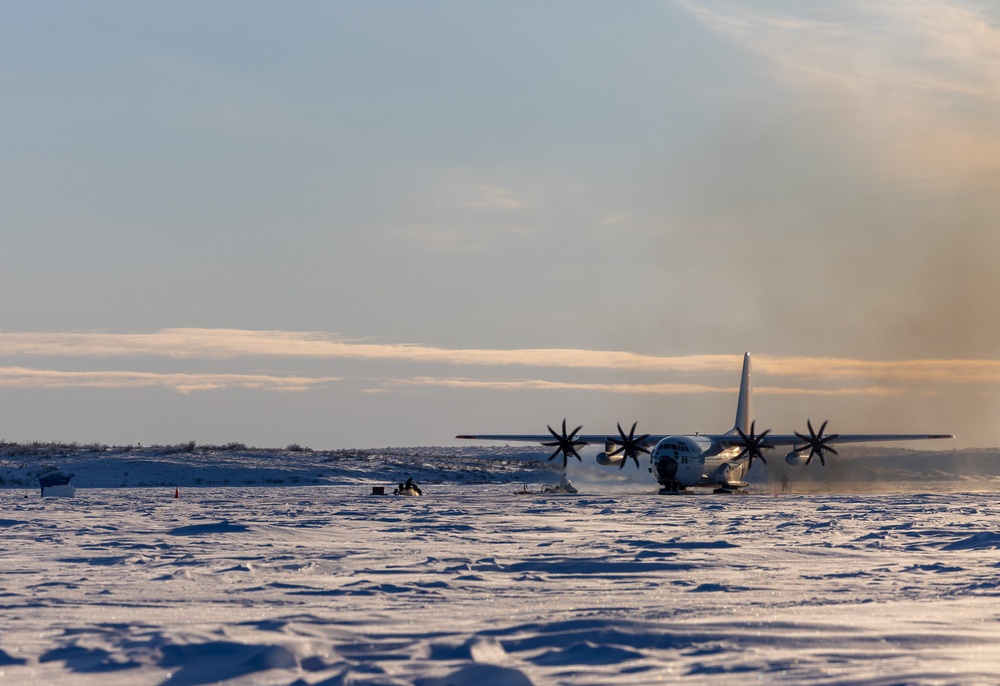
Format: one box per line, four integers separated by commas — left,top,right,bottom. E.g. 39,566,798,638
732,352,753,434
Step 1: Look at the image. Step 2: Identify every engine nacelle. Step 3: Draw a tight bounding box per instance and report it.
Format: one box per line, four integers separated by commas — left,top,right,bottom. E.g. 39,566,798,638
595,452,623,467
785,451,803,466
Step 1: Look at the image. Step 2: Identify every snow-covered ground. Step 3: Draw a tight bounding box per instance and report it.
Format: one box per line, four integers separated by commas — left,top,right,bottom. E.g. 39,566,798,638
0,444,557,491
2,446,1000,684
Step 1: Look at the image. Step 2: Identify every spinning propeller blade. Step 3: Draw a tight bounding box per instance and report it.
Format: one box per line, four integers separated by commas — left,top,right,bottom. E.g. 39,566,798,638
607,421,651,469
542,419,586,469
736,420,772,470
794,419,839,466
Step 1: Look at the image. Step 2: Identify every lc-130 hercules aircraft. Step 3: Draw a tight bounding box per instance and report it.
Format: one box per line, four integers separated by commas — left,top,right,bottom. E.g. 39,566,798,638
457,353,953,493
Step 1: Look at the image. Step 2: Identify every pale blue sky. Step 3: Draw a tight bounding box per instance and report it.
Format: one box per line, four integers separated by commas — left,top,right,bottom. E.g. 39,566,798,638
1,1,998,449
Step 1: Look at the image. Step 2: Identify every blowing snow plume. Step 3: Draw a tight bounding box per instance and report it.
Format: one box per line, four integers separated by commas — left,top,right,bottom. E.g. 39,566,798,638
764,446,1000,494
634,1,1000,448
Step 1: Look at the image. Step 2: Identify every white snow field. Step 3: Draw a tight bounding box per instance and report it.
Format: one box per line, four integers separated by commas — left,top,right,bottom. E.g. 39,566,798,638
2,446,1000,685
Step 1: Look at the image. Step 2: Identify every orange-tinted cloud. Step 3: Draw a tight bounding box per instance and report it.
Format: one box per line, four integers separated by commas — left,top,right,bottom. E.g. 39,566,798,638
0,366,339,394
393,376,905,397
0,329,997,392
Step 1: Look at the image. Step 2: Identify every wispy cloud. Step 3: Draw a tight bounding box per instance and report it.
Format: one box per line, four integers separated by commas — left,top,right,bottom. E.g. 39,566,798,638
393,377,733,394
0,366,339,394
398,181,536,252
443,185,529,211
755,356,1000,384
678,0,1000,104
1,329,998,398
393,377,906,397
1,329,999,384
677,0,1000,185
0,329,742,370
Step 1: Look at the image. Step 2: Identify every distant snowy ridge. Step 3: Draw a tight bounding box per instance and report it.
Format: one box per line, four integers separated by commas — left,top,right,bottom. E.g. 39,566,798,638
0,441,996,492
0,443,557,490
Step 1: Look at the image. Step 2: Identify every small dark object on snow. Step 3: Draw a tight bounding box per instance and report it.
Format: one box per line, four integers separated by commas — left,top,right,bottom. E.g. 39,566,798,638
394,477,423,496
39,473,75,497
541,473,578,494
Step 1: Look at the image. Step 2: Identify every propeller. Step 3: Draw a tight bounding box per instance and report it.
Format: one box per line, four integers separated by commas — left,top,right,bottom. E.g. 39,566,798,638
607,421,651,469
736,420,772,470
542,419,586,470
794,419,839,466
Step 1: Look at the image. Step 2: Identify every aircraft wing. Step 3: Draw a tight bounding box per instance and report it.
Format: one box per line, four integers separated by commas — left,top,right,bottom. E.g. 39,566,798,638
455,434,667,446
457,433,953,447
765,433,953,447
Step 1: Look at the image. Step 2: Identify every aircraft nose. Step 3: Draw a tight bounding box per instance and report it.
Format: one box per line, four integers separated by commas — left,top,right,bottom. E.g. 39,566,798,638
655,455,678,481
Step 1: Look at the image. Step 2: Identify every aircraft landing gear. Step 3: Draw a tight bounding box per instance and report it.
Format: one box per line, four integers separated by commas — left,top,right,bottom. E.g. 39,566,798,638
657,481,687,495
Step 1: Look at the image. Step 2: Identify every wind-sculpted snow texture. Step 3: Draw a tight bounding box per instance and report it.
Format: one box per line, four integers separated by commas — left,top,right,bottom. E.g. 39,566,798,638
2,484,1000,685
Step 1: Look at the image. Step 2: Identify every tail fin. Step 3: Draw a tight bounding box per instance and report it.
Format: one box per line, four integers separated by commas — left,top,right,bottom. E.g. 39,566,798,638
731,352,753,434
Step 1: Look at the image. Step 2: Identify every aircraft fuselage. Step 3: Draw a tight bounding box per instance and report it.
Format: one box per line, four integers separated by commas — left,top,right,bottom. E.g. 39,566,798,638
649,435,747,492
